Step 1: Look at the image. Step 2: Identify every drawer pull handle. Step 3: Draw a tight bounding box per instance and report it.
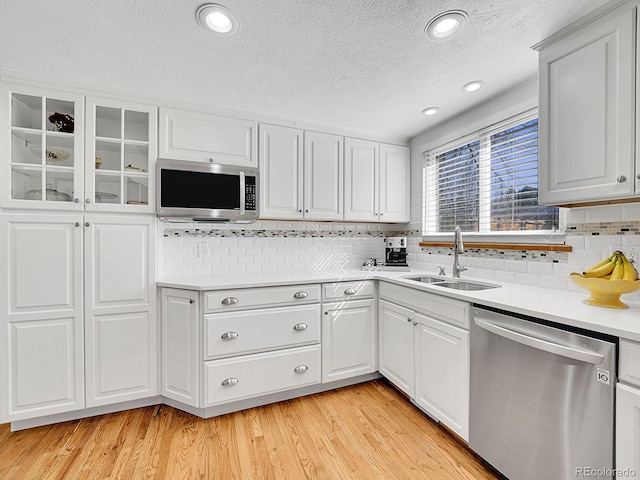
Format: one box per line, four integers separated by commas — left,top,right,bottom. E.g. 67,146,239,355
293,365,309,373
344,288,357,295
189,299,195,304
221,297,239,305
221,377,239,387
221,331,239,340
293,323,308,331
293,291,308,299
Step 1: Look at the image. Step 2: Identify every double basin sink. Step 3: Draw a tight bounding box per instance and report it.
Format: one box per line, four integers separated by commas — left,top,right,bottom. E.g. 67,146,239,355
403,275,501,291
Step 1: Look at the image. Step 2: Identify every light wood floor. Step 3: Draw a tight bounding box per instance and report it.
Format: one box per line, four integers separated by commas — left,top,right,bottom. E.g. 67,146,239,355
0,380,501,480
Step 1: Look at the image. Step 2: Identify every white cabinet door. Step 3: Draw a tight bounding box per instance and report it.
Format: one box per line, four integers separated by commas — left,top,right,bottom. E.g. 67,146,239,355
158,107,257,167
414,312,469,440
322,299,376,383
85,97,157,213
0,214,84,422
617,383,640,472
0,82,84,210
84,216,157,407
379,144,410,222
378,299,414,397
344,138,379,222
538,8,635,205
259,124,304,220
162,288,200,407
304,131,344,221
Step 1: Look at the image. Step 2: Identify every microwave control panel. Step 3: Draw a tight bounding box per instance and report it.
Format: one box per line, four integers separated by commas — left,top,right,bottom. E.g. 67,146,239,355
245,176,256,211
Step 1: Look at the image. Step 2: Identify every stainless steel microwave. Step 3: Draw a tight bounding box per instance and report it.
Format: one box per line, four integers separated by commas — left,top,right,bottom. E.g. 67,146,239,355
156,159,258,223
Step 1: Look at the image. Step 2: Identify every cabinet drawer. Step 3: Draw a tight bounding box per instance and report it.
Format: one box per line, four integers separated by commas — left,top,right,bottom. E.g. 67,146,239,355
204,284,321,313
323,281,375,301
379,282,469,329
204,304,321,359
620,339,640,388
204,345,321,406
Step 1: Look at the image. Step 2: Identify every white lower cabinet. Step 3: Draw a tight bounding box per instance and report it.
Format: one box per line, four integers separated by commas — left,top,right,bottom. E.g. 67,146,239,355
322,298,376,383
617,339,640,471
161,289,200,407
378,283,470,441
161,284,322,412
0,213,157,423
413,312,469,440
204,345,321,406
617,383,640,471
378,300,415,397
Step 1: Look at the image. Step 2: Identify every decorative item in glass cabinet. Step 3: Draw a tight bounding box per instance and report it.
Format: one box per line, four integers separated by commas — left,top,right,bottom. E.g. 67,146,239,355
48,112,74,133
95,155,102,169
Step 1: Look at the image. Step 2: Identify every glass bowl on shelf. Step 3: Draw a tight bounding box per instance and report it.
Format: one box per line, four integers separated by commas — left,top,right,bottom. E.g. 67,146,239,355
569,272,640,309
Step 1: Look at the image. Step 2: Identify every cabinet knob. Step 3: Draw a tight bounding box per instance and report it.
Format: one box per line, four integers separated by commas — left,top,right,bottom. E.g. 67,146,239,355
324,311,329,316
84,222,90,227
413,321,418,326
189,299,195,304
293,323,308,331
209,157,214,163
407,318,411,322
344,288,357,295
85,198,91,204
617,175,627,183
221,297,239,305
74,222,80,227
221,377,239,387
73,198,80,203
637,173,640,180
293,365,309,374
299,209,302,213
293,291,308,299
305,209,309,213
380,213,384,216
220,331,239,340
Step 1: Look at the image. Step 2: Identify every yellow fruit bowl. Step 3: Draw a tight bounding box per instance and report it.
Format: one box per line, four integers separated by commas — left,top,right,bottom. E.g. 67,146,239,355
570,272,640,309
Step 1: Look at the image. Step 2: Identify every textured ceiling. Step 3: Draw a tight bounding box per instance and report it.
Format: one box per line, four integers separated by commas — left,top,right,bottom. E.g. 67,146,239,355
0,0,608,140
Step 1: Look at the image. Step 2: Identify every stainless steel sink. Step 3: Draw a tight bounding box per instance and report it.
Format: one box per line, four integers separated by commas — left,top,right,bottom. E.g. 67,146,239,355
403,275,446,284
433,281,500,291
403,275,501,291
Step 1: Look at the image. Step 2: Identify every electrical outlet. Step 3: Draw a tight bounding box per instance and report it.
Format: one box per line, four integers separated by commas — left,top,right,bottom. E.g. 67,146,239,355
610,246,639,265
197,242,209,257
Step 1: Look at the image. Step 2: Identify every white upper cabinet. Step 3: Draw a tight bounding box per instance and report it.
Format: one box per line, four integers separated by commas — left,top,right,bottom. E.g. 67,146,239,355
379,144,410,222
537,6,636,205
158,107,257,167
0,83,84,210
259,124,304,220
304,131,344,221
344,139,410,223
85,97,157,213
344,138,379,222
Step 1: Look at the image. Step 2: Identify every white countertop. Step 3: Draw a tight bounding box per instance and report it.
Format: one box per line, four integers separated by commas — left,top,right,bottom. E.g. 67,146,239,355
158,269,640,342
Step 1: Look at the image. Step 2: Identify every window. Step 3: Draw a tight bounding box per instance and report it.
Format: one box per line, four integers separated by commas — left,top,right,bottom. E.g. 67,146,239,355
423,112,559,237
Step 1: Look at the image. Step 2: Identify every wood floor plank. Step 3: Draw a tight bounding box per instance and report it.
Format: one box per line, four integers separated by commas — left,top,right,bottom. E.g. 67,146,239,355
0,380,502,480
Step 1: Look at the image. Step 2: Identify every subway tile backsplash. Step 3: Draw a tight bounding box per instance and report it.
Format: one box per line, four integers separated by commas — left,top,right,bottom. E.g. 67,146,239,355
160,204,640,302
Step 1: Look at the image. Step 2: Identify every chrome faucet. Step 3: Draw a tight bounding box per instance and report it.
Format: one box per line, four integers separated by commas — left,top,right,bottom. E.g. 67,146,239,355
452,226,467,278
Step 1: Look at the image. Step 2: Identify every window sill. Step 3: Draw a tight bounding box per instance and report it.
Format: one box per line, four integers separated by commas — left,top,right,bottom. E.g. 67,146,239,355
418,241,572,252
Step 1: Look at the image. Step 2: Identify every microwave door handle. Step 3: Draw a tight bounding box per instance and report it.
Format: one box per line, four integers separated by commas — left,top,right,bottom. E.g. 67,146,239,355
239,171,245,214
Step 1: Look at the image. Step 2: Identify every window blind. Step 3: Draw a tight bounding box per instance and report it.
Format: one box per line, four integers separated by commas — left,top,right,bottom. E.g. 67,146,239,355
423,113,559,235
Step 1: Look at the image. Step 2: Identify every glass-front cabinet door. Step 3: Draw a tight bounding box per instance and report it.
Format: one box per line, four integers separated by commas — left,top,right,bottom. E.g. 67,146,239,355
1,83,84,209
85,97,157,213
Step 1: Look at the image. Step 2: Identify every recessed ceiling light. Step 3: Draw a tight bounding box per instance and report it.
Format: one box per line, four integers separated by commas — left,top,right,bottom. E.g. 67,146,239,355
197,4,239,35
425,10,468,41
422,107,440,116
463,81,484,92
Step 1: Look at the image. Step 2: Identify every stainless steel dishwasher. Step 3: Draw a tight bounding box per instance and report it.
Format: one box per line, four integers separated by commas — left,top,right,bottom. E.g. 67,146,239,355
470,306,616,480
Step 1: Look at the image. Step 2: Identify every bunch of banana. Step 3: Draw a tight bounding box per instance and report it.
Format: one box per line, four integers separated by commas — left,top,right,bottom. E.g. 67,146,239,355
583,251,638,281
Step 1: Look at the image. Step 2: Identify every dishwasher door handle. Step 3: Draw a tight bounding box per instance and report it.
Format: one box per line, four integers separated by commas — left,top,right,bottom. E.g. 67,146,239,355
474,317,605,365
